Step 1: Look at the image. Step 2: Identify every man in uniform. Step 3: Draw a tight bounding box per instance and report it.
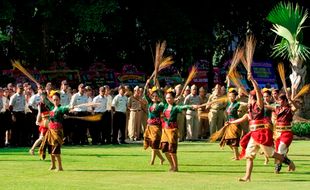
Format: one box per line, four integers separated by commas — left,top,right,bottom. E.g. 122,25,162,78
127,86,142,141
206,84,227,136
198,87,209,139
184,84,200,140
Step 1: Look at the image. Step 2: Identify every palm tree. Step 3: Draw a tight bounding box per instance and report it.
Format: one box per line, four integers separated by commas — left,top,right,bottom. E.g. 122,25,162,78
267,1,309,96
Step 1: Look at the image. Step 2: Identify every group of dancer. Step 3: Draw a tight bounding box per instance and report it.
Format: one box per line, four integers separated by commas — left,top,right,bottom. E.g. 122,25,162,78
206,71,299,182
143,78,199,172
10,40,306,181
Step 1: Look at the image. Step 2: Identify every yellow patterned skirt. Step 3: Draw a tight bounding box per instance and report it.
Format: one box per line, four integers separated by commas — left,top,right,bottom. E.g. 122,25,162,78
143,124,162,150
160,128,178,153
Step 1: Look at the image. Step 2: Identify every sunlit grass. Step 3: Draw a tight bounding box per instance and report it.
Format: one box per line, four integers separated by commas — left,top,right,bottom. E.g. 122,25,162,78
0,140,309,190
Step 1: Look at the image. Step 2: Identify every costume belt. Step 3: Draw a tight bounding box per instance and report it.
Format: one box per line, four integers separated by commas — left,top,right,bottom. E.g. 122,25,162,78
275,125,292,131
249,124,265,131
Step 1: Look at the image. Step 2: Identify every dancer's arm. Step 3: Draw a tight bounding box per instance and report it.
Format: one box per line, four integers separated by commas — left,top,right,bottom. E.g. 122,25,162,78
226,114,248,125
248,74,263,109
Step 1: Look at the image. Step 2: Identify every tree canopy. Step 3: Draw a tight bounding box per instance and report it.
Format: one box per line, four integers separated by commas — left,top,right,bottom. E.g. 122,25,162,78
0,0,309,82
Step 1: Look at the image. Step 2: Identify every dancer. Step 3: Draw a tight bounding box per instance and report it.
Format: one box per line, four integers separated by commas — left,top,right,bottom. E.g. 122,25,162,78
265,93,297,174
227,74,295,182
29,100,50,156
38,91,94,171
143,79,165,165
160,89,198,172
211,88,241,160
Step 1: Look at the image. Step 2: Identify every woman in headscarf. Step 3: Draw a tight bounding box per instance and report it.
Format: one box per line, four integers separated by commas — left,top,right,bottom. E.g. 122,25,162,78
143,79,165,165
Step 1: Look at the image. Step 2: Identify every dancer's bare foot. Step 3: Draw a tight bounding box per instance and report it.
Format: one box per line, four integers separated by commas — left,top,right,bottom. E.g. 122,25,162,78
232,157,240,161
288,161,295,171
264,158,269,165
29,149,34,155
57,168,64,171
238,177,251,182
150,161,154,165
169,167,178,172
49,166,56,170
160,159,165,165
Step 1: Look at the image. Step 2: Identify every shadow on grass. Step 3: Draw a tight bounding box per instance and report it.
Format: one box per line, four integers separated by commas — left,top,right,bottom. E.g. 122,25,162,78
64,153,145,157
289,154,310,157
70,169,165,172
63,144,143,149
179,150,228,153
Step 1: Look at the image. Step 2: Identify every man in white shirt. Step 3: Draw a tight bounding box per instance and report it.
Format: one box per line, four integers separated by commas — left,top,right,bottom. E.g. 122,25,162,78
111,85,128,144
60,80,70,106
91,86,107,144
9,83,26,146
103,85,113,144
70,83,89,145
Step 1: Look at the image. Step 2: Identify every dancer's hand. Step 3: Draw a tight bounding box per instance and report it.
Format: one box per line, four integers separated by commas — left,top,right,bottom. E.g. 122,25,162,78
247,74,253,81
191,105,199,110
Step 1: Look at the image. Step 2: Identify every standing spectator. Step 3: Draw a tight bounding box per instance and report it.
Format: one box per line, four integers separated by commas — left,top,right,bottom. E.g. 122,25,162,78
127,86,142,141
111,85,128,144
9,83,26,146
206,84,227,136
198,87,209,139
70,83,89,145
184,84,200,140
92,86,107,145
103,85,113,144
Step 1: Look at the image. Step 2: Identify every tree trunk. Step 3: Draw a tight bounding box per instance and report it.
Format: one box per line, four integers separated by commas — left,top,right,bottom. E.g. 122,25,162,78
289,59,310,119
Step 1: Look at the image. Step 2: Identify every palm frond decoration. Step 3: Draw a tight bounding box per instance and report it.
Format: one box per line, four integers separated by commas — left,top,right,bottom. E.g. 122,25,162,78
153,41,167,84
228,70,249,96
267,1,310,61
179,66,198,97
64,114,102,122
150,56,174,79
228,47,243,76
277,62,288,94
244,35,256,74
12,60,40,85
293,83,310,100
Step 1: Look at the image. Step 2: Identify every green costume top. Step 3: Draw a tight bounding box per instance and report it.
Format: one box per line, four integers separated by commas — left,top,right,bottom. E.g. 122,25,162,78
43,95,69,124
160,102,191,129
226,101,240,121
143,88,164,125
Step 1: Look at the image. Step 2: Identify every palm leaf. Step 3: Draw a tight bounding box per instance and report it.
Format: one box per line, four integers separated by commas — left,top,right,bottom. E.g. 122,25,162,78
267,2,308,36
267,1,310,61
271,24,294,43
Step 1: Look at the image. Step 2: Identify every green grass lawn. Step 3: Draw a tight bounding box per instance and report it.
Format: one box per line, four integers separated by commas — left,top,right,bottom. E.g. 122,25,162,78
0,140,309,190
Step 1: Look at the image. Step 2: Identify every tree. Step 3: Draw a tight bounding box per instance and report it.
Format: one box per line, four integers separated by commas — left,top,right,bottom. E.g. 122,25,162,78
267,1,310,118
267,1,310,90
